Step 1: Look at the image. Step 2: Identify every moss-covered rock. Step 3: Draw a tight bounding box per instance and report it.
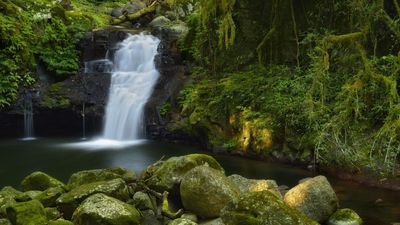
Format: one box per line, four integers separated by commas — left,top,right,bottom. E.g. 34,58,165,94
56,178,129,219
67,167,136,189
0,187,21,217
35,187,65,207
149,16,171,28
21,172,66,191
199,218,224,225
221,191,319,225
6,200,48,225
72,193,140,225
146,154,224,193
0,219,11,225
284,175,338,223
228,174,282,198
45,207,61,220
48,219,74,225
180,165,239,219
327,208,363,225
18,191,42,201
132,191,154,211
168,218,198,225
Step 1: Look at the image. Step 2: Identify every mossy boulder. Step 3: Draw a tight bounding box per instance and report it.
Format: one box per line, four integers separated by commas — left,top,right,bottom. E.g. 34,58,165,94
168,218,198,225
149,16,171,28
221,191,319,225
48,219,74,225
21,171,66,191
228,174,282,198
0,219,11,225
180,165,239,219
146,154,224,193
67,167,136,189
284,175,338,223
132,191,154,211
0,187,21,218
327,208,363,225
72,193,140,225
35,187,65,207
199,218,224,225
56,178,129,219
6,200,48,225
45,207,61,220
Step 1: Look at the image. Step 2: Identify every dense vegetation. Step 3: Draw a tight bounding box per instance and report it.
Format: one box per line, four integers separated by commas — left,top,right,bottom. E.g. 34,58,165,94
175,0,400,177
0,0,129,106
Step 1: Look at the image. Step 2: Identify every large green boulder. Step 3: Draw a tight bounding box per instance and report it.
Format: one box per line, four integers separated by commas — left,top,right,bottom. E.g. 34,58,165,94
35,187,65,207
21,172,66,191
67,167,136,189
6,200,48,225
199,218,224,225
327,208,363,225
72,193,140,225
180,165,239,219
0,187,20,217
146,154,224,193
168,218,198,225
221,191,319,225
284,175,338,223
228,174,282,198
56,178,129,219
48,219,74,225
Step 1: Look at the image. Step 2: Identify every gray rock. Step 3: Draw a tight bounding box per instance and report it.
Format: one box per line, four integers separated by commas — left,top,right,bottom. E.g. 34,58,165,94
123,1,145,14
72,193,140,225
199,218,224,225
180,165,239,219
145,154,224,194
327,208,363,225
228,174,282,198
56,178,129,219
181,213,198,222
168,218,198,225
110,7,123,18
149,16,171,28
221,191,319,225
284,175,339,223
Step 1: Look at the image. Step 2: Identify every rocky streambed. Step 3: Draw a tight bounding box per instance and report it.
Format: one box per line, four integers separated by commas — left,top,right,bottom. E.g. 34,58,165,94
0,154,362,225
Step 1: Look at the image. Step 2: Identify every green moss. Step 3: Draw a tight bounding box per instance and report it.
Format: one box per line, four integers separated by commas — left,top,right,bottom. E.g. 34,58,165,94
327,208,363,225
6,200,48,225
21,172,66,192
56,178,129,219
145,154,224,194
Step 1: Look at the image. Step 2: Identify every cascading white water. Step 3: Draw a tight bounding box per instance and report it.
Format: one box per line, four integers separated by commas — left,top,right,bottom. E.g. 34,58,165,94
102,33,160,140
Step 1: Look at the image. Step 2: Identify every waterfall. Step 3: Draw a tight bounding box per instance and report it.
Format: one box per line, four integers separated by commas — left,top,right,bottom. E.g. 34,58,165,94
102,33,160,140
23,91,35,140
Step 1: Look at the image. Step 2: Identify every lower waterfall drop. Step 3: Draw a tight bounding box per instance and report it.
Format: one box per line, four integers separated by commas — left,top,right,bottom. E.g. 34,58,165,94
103,33,160,140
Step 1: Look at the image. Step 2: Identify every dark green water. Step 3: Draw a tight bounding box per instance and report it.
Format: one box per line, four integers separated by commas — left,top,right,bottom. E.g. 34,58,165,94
0,138,399,224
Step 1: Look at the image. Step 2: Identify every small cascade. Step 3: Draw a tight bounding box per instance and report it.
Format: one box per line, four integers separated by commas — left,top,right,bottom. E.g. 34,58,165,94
102,33,160,140
81,102,86,140
23,91,35,140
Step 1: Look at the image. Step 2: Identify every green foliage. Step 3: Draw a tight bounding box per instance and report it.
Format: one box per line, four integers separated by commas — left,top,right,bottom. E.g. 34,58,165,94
0,0,128,107
180,0,400,176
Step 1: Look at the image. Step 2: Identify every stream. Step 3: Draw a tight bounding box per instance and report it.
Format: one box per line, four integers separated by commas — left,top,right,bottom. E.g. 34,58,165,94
0,138,398,224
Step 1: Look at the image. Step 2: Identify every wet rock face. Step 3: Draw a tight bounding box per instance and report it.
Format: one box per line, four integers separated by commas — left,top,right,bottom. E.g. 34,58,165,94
180,166,240,219
72,193,140,225
284,175,339,223
221,191,319,225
